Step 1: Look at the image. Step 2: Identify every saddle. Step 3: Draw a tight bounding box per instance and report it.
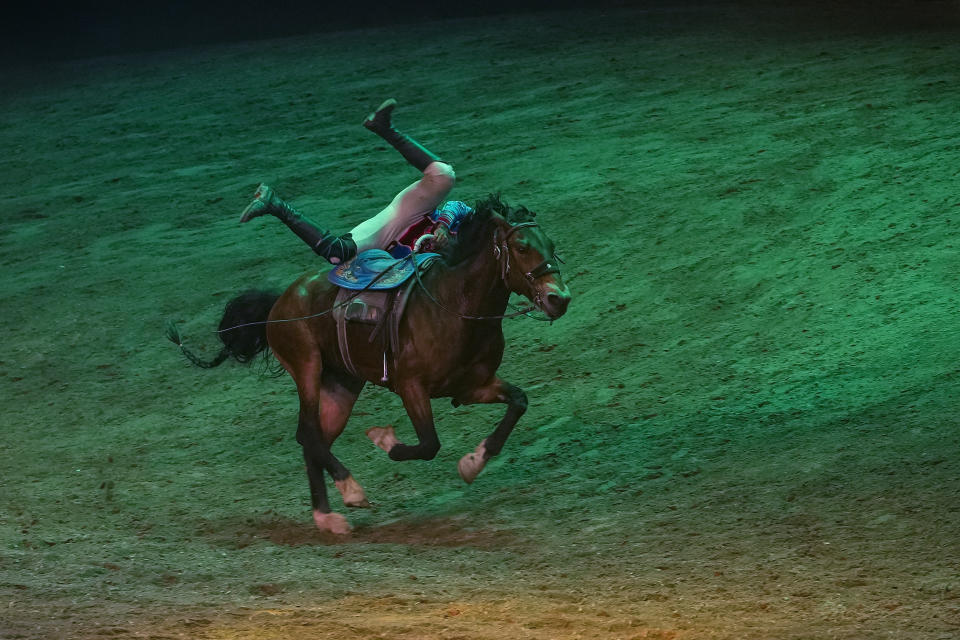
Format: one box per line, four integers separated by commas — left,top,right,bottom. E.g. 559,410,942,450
328,249,439,290
328,250,441,382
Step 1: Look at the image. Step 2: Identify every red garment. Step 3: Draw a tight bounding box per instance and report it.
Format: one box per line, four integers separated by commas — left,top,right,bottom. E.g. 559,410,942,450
389,215,437,253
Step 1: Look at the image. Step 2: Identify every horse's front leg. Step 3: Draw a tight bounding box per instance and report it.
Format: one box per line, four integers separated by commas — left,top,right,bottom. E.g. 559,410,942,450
366,382,441,461
453,377,527,484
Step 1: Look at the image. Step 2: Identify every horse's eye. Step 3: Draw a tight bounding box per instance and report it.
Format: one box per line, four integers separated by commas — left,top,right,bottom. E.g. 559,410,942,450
516,243,528,253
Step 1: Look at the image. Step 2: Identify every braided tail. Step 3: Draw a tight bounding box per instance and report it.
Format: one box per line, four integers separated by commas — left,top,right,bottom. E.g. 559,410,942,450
166,289,281,369
166,320,231,368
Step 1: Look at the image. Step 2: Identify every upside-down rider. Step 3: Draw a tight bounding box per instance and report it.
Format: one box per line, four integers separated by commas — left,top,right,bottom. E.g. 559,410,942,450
239,99,471,262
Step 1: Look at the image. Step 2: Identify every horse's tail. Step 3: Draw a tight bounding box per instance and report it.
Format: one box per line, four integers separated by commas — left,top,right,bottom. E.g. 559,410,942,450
167,289,281,369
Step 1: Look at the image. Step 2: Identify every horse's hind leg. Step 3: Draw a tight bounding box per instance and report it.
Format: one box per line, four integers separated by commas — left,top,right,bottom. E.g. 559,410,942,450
318,369,369,508
287,360,362,534
302,450,348,534
453,377,527,484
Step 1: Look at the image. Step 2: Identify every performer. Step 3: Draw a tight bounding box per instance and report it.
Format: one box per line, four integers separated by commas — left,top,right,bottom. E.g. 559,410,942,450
239,99,472,263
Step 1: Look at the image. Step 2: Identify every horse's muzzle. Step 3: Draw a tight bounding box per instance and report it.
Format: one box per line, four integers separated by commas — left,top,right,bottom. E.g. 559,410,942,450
539,283,571,320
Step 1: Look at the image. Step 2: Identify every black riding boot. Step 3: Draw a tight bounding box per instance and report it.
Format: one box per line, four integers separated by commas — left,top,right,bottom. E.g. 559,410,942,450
240,184,357,264
363,98,442,172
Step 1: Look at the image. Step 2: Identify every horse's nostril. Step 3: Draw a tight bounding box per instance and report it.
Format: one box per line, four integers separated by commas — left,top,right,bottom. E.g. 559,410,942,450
545,292,569,311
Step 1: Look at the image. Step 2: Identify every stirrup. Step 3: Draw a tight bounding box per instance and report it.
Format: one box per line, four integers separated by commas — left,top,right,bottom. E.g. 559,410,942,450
363,98,397,132
239,183,274,223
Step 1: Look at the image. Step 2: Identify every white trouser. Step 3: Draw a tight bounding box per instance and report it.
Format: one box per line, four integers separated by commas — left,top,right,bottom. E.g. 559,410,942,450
348,161,456,253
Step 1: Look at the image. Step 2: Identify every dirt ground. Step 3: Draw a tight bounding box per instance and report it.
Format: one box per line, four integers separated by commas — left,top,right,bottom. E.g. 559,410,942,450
3,2,960,638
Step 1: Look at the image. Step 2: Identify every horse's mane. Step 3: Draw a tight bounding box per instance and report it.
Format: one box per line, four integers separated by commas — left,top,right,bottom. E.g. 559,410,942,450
443,193,536,265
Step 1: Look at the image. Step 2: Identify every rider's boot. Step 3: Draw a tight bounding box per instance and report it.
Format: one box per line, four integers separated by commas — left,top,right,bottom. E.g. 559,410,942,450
239,184,357,264
363,99,442,172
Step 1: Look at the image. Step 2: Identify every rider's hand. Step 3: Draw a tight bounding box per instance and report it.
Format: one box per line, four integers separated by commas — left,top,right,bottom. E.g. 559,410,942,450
432,224,452,250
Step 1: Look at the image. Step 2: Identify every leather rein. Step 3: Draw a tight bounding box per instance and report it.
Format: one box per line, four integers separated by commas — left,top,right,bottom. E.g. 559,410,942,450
215,222,559,334
413,221,561,321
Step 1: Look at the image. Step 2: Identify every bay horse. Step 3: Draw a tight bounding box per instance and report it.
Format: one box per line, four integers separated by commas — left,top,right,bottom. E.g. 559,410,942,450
171,194,571,534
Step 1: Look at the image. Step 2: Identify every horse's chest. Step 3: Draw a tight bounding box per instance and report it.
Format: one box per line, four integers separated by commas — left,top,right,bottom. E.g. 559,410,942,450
435,334,505,389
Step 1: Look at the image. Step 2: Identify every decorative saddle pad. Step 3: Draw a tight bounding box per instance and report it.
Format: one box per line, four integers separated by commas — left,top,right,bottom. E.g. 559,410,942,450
329,250,441,382
327,249,440,290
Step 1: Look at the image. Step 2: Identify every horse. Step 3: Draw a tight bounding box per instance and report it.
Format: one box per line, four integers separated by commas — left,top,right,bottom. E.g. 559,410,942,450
170,194,571,534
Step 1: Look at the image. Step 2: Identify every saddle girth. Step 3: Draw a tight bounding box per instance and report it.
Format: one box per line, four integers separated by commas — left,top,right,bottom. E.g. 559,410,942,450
331,262,434,384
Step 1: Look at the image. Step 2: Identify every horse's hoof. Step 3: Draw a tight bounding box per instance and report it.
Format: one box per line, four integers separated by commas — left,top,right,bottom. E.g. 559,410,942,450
458,441,489,484
313,510,351,535
366,425,400,453
335,476,371,508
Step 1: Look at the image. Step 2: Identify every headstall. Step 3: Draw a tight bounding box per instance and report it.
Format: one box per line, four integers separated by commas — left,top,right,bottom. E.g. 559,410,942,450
493,221,563,285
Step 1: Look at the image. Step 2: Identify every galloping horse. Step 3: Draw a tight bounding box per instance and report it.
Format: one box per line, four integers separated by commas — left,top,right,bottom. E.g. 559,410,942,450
171,195,571,534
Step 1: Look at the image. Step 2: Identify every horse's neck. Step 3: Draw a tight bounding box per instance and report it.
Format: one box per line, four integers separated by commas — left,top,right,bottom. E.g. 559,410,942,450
435,230,509,318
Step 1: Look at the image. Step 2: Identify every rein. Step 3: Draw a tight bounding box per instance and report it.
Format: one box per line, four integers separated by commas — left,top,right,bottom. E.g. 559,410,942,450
215,220,558,334
413,221,557,322
214,258,407,334
411,257,539,321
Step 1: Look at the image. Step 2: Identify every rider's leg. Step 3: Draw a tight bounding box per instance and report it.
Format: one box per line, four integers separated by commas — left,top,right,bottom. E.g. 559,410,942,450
239,184,357,264
240,101,451,260
350,100,455,252
363,98,442,172
349,162,455,253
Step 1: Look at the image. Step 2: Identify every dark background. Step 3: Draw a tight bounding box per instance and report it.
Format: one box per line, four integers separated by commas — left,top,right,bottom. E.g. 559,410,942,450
4,0,636,63
5,1,960,64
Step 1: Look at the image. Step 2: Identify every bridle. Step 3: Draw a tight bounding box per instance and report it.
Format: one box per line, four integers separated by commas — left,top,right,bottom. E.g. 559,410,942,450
493,221,563,308
415,220,562,321
214,221,562,334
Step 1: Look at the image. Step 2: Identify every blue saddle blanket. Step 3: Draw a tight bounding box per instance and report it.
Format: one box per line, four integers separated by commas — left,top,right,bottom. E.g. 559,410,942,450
328,250,440,290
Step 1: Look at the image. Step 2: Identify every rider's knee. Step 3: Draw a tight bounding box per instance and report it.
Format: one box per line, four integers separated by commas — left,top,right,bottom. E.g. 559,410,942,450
423,161,456,192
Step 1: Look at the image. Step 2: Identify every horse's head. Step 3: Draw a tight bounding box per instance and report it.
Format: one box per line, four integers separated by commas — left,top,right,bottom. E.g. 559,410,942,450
492,216,571,320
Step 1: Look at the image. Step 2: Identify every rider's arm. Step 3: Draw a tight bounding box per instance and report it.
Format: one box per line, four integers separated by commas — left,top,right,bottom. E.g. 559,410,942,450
432,200,473,233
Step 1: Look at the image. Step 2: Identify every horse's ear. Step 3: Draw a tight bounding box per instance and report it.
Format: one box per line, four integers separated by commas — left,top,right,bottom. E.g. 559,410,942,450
515,205,534,221
491,193,509,216
506,204,535,224
474,193,509,219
